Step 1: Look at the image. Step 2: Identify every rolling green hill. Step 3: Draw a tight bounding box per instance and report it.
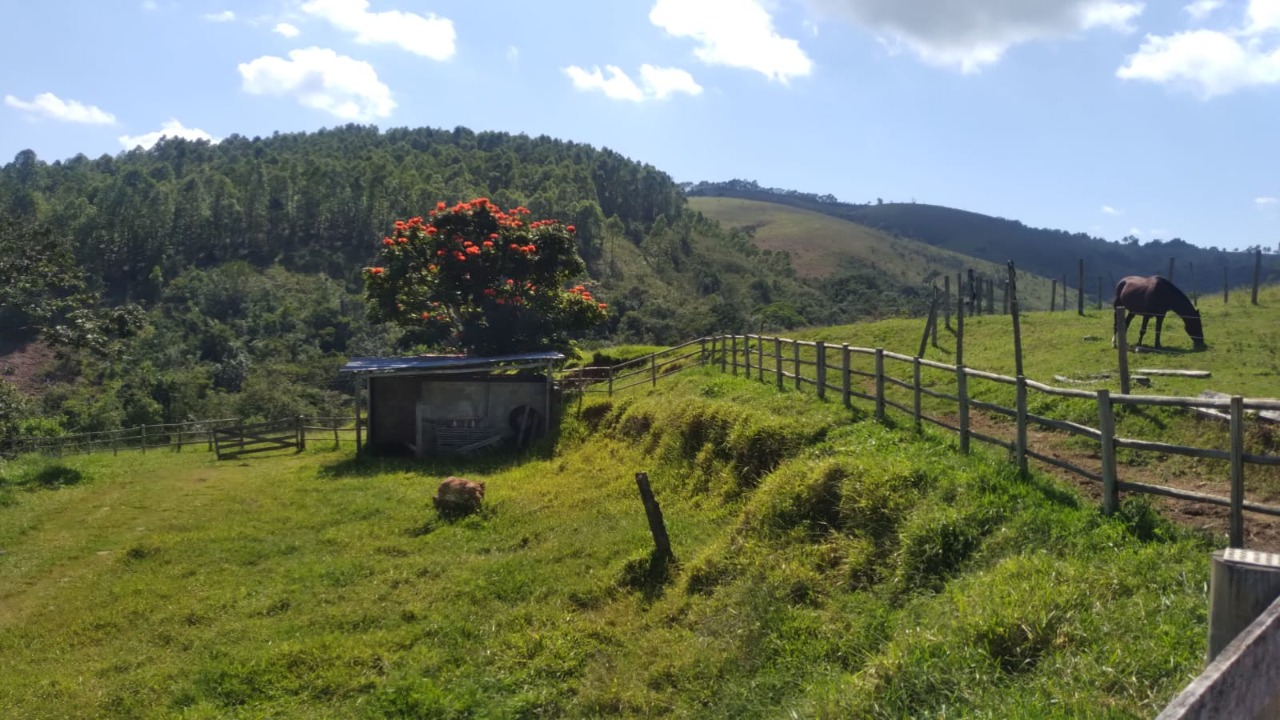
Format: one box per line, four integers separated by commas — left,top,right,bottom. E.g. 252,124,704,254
690,196,1063,310
0,367,1211,718
687,180,1280,298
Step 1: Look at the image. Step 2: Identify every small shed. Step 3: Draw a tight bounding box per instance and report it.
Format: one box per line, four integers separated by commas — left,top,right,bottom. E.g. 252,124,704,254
340,352,563,457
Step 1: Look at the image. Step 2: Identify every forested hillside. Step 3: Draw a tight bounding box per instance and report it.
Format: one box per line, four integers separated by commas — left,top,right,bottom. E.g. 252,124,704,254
0,126,929,439
687,180,1280,295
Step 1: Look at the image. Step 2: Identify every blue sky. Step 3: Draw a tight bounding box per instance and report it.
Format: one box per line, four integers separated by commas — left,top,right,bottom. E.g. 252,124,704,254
1,0,1277,251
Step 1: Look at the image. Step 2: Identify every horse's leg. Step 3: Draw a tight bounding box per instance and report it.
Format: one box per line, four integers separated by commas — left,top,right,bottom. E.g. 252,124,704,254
1137,315,1151,347
1154,314,1165,348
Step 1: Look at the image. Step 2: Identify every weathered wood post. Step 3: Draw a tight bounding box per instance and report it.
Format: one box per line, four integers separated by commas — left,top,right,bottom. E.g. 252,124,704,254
355,383,363,453
956,278,965,367
793,340,801,390
931,286,939,347
874,348,886,422
842,344,852,408
1205,548,1280,668
752,333,762,384
720,335,727,374
700,337,707,365
774,337,783,391
744,335,752,377
957,367,970,454
1078,258,1085,316
1098,389,1118,515
141,424,147,454
1015,375,1028,475
912,357,922,432
918,294,937,358
651,353,657,387
1231,396,1246,548
635,472,675,562
731,335,738,376
1253,249,1262,305
1114,306,1131,395
1051,279,1057,312
944,274,952,329
1008,262,1024,377
297,415,306,451
816,341,827,401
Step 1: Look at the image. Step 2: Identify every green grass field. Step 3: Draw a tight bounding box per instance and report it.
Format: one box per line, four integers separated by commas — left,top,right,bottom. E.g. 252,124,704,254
0,366,1216,718
689,196,1064,309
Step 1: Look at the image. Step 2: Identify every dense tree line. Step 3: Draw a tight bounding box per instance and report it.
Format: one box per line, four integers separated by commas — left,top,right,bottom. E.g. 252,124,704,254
2,126,919,439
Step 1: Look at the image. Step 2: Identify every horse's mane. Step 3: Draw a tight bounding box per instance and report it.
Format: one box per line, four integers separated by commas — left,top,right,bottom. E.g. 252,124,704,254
1155,276,1198,316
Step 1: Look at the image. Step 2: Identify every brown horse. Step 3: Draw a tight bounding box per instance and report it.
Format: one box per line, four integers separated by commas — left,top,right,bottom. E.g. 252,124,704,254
1112,275,1206,350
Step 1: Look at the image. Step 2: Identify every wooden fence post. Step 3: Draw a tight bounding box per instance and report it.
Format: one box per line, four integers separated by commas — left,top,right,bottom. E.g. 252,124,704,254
1098,389,1118,515
793,340,801,390
744,335,752,378
918,295,937,358
957,367,970,454
913,357,922,432
1078,258,1085,316
635,473,675,562
297,415,306,451
816,341,827,401
775,337,783,390
1115,306,1131,395
842,344,852,408
1253,249,1262,306
651,354,657,387
1231,396,1246,548
1015,375,1028,475
1008,262,1024,377
944,274,952,329
987,278,994,315
874,348,885,421
731,335,738,376
956,282,965,367
758,334,765,382
355,382,364,454
700,337,707,364
931,287,939,347
1051,279,1057,312
720,335,728,374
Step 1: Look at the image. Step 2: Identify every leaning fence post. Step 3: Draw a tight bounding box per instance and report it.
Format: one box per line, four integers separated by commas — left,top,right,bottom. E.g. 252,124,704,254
842,344,852,408
957,366,970,453
1015,375,1028,475
874,348,886,421
651,354,657,387
1008,262,1024,377
1230,396,1246,548
816,341,827,401
775,337,783,390
635,472,675,562
912,357,922,432
1098,389,1118,515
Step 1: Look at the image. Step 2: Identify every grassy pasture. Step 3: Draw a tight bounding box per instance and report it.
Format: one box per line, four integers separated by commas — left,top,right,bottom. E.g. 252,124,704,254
0,368,1214,718
689,196,1062,309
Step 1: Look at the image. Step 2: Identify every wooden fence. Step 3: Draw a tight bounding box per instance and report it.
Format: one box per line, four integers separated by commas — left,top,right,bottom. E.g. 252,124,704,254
572,333,1280,549
7,416,360,460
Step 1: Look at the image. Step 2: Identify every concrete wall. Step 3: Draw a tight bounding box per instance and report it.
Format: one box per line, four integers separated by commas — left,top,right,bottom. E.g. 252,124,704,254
368,376,420,452
368,373,549,454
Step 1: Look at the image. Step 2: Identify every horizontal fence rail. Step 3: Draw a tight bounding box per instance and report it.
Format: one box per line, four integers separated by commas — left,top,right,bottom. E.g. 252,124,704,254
6,416,361,460
632,333,1280,550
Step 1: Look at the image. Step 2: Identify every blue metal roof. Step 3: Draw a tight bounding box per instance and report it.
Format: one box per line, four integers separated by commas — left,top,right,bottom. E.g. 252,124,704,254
340,352,565,375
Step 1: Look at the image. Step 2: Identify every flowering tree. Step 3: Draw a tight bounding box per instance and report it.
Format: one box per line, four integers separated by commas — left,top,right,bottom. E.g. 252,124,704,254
364,198,606,356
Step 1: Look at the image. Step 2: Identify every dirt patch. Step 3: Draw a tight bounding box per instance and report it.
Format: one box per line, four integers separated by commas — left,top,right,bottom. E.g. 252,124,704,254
959,411,1280,552
0,338,56,397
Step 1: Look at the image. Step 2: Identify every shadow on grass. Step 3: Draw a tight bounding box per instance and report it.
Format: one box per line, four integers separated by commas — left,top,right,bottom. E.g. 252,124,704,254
22,465,86,490
619,550,679,603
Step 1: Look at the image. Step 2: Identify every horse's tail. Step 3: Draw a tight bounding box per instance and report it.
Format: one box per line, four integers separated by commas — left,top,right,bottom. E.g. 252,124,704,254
1112,278,1128,307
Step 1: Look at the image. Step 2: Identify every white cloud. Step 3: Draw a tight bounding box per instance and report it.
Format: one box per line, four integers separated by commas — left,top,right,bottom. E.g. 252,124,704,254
565,64,703,102
1117,29,1280,97
239,47,396,120
1185,0,1223,22
1128,226,1144,236
810,0,1143,73
4,92,116,124
1257,196,1279,205
141,0,157,10
506,46,519,63
1102,204,1122,215
202,10,235,22
274,22,301,38
1118,1,1280,96
649,0,813,82
300,0,455,60
119,119,217,150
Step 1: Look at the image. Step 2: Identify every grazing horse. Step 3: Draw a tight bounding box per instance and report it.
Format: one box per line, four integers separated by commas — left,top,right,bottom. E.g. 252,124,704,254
1112,275,1206,350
